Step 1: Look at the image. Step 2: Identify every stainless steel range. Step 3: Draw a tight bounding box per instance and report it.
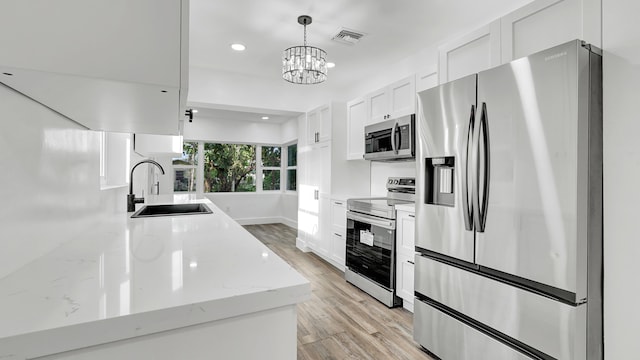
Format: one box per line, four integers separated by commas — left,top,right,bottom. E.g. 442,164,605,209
345,177,415,308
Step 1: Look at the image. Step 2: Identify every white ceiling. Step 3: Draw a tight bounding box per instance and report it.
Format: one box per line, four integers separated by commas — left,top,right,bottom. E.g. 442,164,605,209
188,0,533,122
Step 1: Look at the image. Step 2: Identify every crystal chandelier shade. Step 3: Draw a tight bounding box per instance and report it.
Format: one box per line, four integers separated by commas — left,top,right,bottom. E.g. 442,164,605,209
282,15,328,85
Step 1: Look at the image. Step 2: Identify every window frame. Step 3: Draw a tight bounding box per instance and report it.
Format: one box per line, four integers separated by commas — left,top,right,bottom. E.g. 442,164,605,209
174,140,297,194
259,145,282,192
284,141,297,194
172,141,198,193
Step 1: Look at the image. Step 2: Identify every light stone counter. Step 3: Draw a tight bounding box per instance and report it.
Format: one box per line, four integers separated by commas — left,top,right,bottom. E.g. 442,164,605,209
395,203,416,213
0,195,310,359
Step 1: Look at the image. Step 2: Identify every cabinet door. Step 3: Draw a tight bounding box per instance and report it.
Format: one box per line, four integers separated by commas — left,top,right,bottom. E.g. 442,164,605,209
318,143,331,196
307,110,319,145
317,104,332,143
368,87,389,125
396,210,416,256
438,20,501,83
389,75,416,118
396,254,415,306
500,0,582,63
346,97,368,160
297,145,318,214
330,200,347,229
330,231,346,268
315,194,331,257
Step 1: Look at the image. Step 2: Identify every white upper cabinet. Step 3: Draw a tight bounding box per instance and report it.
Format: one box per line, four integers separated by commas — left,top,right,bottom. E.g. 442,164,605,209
500,0,584,63
368,87,389,125
438,20,501,83
367,75,416,125
346,75,416,160
0,0,189,135
307,104,332,144
346,97,368,160
416,66,439,93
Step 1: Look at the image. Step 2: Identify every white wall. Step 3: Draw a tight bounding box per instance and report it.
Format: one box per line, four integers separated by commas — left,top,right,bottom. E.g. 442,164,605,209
370,162,417,197
280,118,298,144
330,104,371,198
204,193,296,227
602,0,640,357
0,83,126,279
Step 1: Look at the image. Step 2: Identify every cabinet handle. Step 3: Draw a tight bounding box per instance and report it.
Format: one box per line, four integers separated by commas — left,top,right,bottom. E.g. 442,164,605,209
408,260,415,265
334,201,343,205
408,214,415,218
334,233,343,237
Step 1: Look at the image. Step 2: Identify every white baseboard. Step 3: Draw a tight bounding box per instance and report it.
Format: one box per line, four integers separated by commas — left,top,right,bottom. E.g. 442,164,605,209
296,237,311,252
279,217,297,229
235,217,297,228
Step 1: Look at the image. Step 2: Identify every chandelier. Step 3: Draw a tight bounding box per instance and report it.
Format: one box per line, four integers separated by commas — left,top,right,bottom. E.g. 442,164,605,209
282,15,328,85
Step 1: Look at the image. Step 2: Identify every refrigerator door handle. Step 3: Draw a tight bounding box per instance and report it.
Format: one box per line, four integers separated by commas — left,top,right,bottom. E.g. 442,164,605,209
473,102,490,232
463,105,475,231
391,121,399,154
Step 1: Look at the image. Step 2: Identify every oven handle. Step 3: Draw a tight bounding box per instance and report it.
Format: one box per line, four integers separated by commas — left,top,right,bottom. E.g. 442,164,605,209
347,211,395,230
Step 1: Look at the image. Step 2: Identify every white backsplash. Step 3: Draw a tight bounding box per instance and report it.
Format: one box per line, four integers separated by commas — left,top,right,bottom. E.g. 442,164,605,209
370,161,417,196
0,84,126,278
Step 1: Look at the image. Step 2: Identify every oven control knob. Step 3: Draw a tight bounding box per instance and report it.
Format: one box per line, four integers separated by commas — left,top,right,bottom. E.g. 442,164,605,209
388,179,393,184
394,179,399,185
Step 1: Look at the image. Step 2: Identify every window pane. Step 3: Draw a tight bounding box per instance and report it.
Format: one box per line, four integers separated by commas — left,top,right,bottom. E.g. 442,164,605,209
172,141,198,166
262,146,281,167
174,169,196,192
203,143,256,192
263,170,281,191
287,169,297,191
287,144,297,167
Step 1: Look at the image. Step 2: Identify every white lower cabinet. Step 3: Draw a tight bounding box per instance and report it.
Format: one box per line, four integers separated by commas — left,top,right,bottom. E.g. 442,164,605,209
395,209,416,311
328,199,347,270
396,254,415,312
330,231,346,270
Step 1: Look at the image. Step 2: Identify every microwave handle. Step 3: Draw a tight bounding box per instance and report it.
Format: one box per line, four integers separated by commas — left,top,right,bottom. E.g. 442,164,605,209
391,121,399,154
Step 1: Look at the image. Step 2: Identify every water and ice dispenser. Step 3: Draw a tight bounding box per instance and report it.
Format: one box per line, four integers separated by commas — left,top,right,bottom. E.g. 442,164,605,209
425,157,455,207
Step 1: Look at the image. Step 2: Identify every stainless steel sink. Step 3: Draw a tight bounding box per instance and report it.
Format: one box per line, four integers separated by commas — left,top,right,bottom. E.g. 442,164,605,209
131,203,213,218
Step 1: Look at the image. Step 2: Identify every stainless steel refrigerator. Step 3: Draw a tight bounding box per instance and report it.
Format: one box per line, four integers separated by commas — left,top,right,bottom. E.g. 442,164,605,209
414,40,602,360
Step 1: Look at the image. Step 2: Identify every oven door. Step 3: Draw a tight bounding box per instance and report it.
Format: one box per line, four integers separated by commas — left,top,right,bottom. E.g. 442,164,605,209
346,211,396,289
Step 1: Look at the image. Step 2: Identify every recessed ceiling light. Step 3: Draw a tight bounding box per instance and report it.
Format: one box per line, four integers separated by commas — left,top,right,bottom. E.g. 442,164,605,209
192,109,198,113
326,62,336,68
231,43,246,51
261,116,269,120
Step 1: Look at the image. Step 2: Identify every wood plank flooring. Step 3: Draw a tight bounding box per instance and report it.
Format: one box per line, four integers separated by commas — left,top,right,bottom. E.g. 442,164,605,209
243,223,433,360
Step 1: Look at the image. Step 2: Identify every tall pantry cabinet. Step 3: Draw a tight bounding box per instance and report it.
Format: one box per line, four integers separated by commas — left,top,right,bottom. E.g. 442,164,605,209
297,102,370,270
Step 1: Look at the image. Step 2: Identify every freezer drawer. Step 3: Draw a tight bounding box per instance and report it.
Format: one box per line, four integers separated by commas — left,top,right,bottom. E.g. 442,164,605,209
415,255,589,360
414,299,533,360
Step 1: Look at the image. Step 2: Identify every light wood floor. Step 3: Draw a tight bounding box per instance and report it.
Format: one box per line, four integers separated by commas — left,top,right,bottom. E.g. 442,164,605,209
243,223,433,360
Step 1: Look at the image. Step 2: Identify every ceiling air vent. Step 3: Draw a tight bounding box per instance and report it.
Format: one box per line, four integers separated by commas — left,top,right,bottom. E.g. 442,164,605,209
331,28,366,45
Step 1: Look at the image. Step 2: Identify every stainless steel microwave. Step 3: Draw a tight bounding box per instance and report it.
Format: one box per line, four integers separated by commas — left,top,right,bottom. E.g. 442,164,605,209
363,114,415,161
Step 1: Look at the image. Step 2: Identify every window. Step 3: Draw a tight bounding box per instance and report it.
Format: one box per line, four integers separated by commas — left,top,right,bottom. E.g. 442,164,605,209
261,146,281,191
173,142,197,192
286,143,297,191
203,143,256,192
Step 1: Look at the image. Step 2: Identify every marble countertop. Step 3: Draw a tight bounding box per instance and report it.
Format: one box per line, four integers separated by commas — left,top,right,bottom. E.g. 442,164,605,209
395,203,416,212
0,195,310,359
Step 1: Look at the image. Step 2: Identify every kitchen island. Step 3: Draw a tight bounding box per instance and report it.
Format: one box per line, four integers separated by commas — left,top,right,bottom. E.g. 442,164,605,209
0,195,310,359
